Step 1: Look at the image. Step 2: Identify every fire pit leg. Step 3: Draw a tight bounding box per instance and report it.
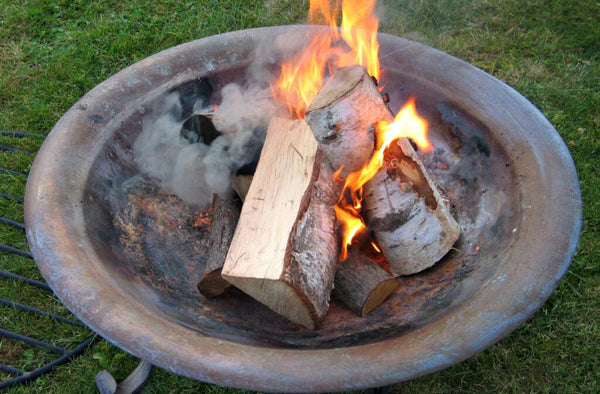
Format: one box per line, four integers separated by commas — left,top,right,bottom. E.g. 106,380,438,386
95,359,153,394
363,385,392,394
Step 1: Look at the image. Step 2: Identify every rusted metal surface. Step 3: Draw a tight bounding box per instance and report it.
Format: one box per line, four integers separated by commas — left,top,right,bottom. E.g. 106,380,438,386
24,26,581,392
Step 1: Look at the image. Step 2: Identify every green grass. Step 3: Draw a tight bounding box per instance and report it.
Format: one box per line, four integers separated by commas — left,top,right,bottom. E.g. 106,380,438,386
1,0,598,392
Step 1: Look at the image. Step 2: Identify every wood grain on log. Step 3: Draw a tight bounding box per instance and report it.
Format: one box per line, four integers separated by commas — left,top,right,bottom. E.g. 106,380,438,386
221,118,338,329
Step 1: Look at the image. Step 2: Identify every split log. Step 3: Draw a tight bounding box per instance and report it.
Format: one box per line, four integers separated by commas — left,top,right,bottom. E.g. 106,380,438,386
333,247,398,316
230,171,398,316
197,194,241,298
221,117,339,329
305,65,460,276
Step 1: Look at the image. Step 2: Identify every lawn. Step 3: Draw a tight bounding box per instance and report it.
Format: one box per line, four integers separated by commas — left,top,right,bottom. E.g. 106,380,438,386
1,0,598,392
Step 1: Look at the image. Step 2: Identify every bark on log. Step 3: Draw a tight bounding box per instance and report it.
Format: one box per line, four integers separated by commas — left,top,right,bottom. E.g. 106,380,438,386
230,171,397,315
221,117,339,329
305,65,460,276
363,138,461,275
333,247,399,316
197,194,241,298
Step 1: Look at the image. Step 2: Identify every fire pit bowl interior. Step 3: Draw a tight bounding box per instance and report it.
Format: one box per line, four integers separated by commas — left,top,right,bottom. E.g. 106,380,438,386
25,26,581,392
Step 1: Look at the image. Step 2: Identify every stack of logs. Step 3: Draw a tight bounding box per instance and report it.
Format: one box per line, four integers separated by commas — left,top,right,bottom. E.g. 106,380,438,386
198,65,460,329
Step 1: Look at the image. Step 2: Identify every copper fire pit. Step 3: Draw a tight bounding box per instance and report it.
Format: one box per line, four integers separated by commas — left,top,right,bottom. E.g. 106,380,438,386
24,26,581,392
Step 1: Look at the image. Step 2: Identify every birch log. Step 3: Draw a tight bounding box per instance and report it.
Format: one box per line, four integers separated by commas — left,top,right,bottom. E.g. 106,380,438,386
305,65,460,276
221,117,338,329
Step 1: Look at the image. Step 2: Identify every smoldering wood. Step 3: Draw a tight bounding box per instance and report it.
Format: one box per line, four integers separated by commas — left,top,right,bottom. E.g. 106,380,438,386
197,194,241,298
333,247,399,317
305,65,460,276
180,114,220,145
221,118,339,329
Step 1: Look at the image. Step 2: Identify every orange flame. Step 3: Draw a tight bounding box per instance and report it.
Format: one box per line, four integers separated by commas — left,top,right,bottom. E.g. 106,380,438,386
340,0,380,81
335,98,432,260
272,0,380,118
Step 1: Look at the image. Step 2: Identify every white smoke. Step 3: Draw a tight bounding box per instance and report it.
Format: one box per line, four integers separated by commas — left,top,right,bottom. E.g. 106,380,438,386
132,31,314,207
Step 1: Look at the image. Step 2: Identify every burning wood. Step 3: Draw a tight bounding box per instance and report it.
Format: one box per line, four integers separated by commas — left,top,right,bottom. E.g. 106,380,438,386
305,65,460,276
225,171,399,319
203,0,459,327
221,118,339,329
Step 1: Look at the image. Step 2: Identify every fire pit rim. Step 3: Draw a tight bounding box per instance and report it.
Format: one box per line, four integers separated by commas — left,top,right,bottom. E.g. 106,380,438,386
24,25,581,392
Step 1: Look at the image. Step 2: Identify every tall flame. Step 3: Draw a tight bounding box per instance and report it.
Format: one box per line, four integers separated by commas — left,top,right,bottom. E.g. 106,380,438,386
272,0,380,118
340,0,380,81
272,1,434,261
336,98,432,260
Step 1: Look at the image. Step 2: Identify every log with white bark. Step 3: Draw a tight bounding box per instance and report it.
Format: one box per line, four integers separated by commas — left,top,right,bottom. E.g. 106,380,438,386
305,65,460,276
221,117,339,329
304,66,387,175
363,137,461,275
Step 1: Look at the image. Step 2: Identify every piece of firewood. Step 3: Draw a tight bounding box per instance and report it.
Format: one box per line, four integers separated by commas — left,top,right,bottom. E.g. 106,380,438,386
305,65,388,175
221,118,338,329
230,172,396,316
363,138,460,275
197,194,241,298
333,247,399,316
305,65,460,276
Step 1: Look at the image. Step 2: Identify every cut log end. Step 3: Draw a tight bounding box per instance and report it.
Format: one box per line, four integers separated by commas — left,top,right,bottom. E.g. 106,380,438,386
333,247,399,316
232,174,253,202
306,65,366,113
362,278,399,316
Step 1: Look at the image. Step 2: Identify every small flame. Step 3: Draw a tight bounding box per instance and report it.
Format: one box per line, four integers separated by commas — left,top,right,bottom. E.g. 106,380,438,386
335,98,431,260
334,204,365,261
371,241,381,253
272,0,381,118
